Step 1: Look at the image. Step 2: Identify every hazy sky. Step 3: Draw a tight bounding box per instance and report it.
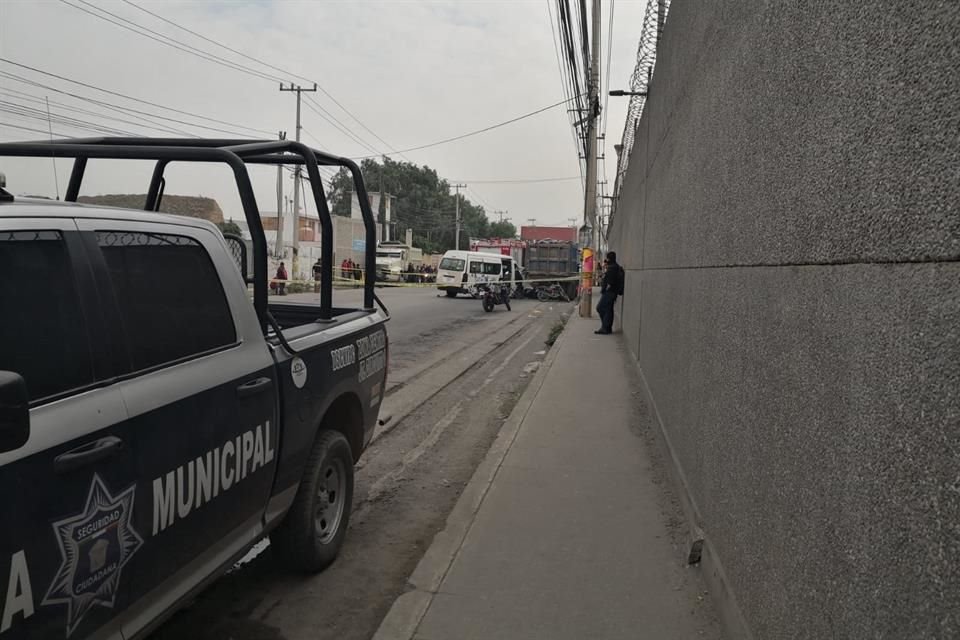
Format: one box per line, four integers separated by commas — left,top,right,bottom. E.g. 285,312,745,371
0,0,648,228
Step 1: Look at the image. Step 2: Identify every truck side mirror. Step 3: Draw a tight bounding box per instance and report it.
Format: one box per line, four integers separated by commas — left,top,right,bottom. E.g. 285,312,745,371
0,371,30,452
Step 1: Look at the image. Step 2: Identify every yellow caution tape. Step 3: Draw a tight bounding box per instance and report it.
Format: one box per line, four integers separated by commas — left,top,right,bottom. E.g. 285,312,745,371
267,274,584,290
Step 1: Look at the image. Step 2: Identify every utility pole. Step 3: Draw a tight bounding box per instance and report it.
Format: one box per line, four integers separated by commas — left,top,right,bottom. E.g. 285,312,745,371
453,183,466,250
493,210,509,223
580,0,601,318
280,82,317,279
275,130,287,257
380,155,388,243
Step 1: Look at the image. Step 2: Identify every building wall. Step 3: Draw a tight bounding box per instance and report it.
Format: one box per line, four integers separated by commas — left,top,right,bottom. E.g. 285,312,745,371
608,1,959,638
333,214,376,267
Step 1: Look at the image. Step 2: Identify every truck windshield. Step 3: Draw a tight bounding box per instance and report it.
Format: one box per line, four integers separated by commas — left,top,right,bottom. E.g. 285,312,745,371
439,257,465,271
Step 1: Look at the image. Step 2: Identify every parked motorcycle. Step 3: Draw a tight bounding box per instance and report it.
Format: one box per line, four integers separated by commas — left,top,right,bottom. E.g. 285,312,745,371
536,282,570,302
520,285,540,299
477,281,512,312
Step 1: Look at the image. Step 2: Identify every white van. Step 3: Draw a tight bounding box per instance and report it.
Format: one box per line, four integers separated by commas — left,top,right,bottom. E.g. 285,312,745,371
437,250,520,297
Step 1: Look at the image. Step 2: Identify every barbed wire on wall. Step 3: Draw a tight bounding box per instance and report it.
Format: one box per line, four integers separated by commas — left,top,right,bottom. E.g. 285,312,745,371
609,0,670,227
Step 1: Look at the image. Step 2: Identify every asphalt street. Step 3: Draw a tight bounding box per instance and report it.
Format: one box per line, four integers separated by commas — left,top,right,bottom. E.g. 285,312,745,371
286,285,533,393
148,287,573,640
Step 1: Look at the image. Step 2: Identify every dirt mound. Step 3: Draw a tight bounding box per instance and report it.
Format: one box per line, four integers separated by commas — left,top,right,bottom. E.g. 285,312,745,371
77,194,224,223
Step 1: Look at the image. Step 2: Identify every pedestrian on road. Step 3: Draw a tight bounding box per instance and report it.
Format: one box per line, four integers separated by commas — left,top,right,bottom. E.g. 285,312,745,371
595,252,623,335
275,261,288,296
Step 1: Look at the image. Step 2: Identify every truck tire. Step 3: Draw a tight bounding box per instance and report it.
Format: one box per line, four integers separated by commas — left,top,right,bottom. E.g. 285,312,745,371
271,430,354,574
445,289,457,298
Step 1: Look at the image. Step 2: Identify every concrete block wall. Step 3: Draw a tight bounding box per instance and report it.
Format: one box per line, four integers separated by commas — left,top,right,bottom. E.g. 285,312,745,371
609,1,959,638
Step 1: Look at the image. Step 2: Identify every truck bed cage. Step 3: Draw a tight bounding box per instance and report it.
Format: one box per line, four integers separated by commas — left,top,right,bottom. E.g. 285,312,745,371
0,137,379,333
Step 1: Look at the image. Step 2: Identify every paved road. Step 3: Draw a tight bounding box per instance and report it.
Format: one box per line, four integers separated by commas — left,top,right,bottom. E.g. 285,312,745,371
149,288,575,640
286,285,500,344
285,286,535,392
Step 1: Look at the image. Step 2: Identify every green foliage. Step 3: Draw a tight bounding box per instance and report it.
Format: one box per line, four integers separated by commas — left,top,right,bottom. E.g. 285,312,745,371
327,158,493,253
217,219,243,236
545,320,566,347
284,281,312,294
488,221,517,239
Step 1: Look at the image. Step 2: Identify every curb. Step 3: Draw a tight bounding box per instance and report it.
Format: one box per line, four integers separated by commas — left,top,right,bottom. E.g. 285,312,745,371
370,310,577,640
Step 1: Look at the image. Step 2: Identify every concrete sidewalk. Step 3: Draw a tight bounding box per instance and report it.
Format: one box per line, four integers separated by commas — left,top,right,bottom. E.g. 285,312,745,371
373,312,722,640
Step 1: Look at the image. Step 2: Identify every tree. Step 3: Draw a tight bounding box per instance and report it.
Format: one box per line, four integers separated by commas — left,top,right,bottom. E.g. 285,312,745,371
488,221,517,239
217,219,242,236
325,158,492,253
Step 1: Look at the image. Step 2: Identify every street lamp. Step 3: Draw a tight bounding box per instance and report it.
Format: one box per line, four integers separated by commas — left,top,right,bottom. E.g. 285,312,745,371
608,90,647,97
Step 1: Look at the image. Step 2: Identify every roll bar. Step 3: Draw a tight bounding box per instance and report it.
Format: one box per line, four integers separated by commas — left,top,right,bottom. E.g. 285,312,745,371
0,137,379,332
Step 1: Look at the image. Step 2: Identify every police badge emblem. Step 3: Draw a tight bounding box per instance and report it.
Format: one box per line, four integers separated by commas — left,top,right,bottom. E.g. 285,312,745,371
42,474,143,637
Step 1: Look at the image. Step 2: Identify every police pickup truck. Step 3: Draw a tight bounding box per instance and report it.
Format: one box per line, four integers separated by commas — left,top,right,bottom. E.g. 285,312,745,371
0,139,388,639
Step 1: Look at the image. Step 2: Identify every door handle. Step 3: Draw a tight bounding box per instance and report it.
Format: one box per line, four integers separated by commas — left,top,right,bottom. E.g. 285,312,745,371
55,436,124,474
237,377,273,398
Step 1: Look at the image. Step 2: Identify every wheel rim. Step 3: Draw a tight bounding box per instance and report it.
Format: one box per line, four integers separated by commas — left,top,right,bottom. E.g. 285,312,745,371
315,457,346,544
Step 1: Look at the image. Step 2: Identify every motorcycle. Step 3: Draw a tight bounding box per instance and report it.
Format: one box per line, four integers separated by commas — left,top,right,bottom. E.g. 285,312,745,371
477,281,512,312
536,282,570,302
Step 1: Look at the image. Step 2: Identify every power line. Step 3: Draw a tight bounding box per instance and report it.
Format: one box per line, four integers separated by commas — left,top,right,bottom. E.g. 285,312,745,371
0,78,198,137
465,185,495,212
0,101,137,137
303,94,416,163
0,122,76,138
577,0,591,76
602,0,615,140
0,88,196,137
59,0,281,84
547,0,586,191
357,96,577,158
120,0,404,157
103,0,407,161
302,95,382,156
68,0,405,160
0,58,273,135
558,0,587,140
0,69,252,138
451,175,582,184
70,0,406,159
121,0,294,79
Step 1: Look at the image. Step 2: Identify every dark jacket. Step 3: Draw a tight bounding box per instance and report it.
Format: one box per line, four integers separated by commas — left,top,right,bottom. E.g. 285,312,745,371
601,262,624,296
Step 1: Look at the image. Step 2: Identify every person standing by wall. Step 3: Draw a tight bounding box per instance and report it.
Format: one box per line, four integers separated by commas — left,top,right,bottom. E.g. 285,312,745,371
595,252,623,335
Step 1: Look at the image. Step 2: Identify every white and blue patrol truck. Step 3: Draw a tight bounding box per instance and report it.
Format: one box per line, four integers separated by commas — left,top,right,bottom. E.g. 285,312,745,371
0,139,389,640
